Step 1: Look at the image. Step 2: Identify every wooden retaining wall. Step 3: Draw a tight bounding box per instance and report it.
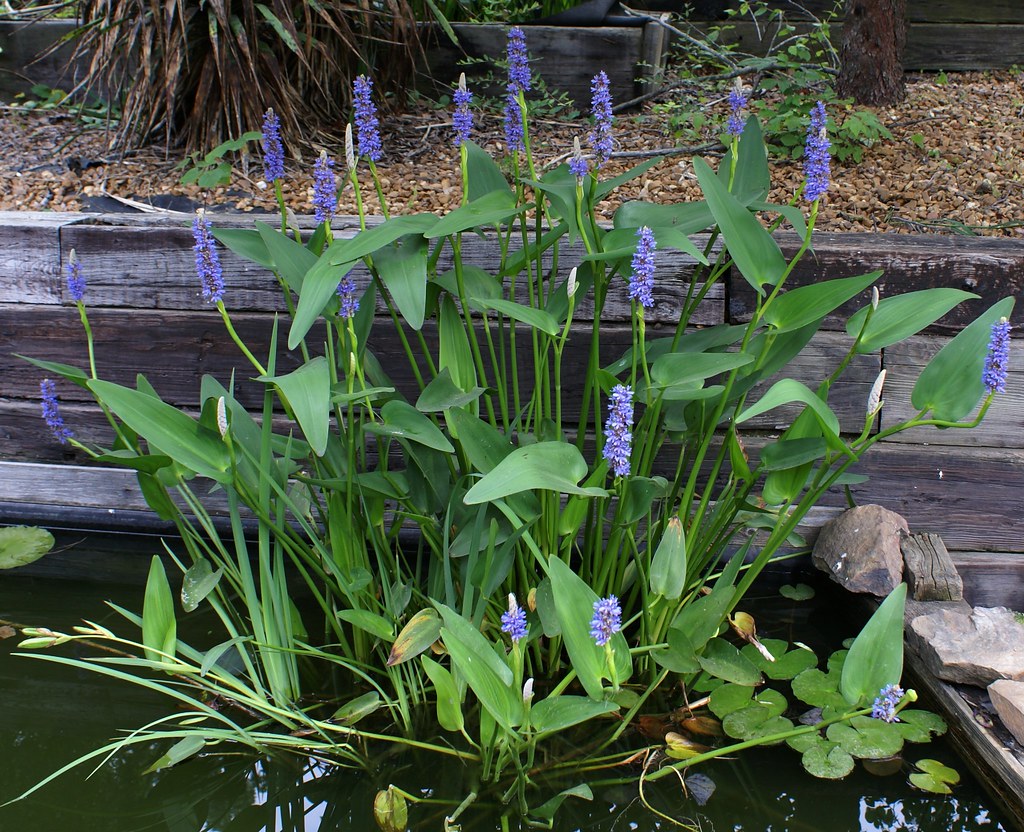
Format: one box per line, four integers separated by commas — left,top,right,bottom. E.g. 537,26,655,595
2,212,1024,576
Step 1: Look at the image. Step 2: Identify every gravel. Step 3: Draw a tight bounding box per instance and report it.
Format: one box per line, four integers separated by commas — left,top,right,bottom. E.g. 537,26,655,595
2,71,1023,236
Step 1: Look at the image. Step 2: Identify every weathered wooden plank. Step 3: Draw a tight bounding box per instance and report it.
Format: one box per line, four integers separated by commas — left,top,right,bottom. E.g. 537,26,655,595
684,0,1024,24
729,232,1024,332
0,212,85,304
882,334,1024,447
950,552,1024,609
902,532,963,601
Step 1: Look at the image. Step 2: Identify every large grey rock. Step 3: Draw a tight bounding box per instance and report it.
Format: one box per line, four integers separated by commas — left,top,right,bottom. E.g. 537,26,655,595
909,606,1024,686
812,505,908,595
988,680,1024,746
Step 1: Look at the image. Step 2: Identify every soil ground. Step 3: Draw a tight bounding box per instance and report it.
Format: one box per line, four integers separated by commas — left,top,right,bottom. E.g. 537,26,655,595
2,70,1023,236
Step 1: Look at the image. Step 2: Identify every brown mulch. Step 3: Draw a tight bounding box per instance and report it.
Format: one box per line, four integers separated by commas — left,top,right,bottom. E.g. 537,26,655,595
2,71,1024,236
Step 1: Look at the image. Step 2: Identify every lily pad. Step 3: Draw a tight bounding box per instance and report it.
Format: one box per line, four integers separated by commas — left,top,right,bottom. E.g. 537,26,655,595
0,526,55,569
792,667,849,710
802,740,855,779
826,717,905,760
780,583,815,601
896,709,948,743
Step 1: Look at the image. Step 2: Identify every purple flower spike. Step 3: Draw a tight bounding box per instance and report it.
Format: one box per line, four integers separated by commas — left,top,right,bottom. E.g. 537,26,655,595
261,109,285,183
727,81,749,137
506,27,531,93
803,101,831,203
602,384,633,478
312,151,337,225
453,76,474,148
590,596,622,647
588,71,614,170
984,318,1011,394
66,249,85,303
871,684,905,723
40,378,72,444
501,594,528,643
569,136,589,180
503,87,524,153
337,274,359,320
192,209,224,304
353,75,382,163
628,226,656,310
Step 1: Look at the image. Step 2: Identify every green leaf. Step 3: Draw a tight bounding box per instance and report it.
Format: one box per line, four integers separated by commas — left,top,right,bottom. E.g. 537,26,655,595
332,691,382,726
546,557,631,700
827,717,904,759
709,683,754,718
427,190,521,238
325,214,438,265
650,516,687,600
910,772,952,794
530,696,619,735
260,356,331,456
914,758,960,785
416,367,485,412
847,288,978,353
693,156,787,289
528,784,593,824
373,235,429,331
468,297,560,336
802,741,855,779
698,638,762,686
736,378,841,438
912,296,1015,421
88,379,231,483
744,642,818,681
780,583,815,601
614,200,714,237
727,117,770,202
368,400,455,453
421,655,465,733
651,626,700,674
337,609,394,641
387,609,441,667
671,584,734,652
896,709,947,742
465,140,512,199
464,442,607,504
180,559,222,613
758,436,828,472
212,227,272,269
16,355,90,390
651,352,754,391
840,583,907,707
142,555,176,664
0,526,55,569
438,295,478,393
256,220,318,293
255,3,300,52
792,667,848,710
144,736,204,774
288,258,357,350
721,689,788,739
764,272,880,333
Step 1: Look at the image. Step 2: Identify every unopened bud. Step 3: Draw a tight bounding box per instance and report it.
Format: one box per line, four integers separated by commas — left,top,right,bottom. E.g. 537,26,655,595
871,286,879,311
522,677,535,704
349,352,357,376
458,72,467,93
345,124,356,172
567,267,578,299
867,369,886,417
216,396,229,438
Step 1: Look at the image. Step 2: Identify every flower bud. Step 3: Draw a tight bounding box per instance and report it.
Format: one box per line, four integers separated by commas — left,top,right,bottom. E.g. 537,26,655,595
345,124,356,172
522,677,535,704
871,286,880,310
867,369,886,418
567,267,578,299
216,396,229,439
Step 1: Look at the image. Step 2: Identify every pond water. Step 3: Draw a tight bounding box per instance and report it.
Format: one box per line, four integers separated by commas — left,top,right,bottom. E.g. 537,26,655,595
0,536,1015,832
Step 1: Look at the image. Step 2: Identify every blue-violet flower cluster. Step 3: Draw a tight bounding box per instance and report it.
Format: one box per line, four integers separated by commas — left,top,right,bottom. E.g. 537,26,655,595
628,226,657,309
602,384,634,478
312,151,337,225
261,109,285,183
803,101,831,203
40,378,72,444
588,71,614,169
66,250,85,303
353,75,382,163
569,136,589,179
501,594,528,643
506,27,531,93
590,596,622,647
337,275,359,320
727,81,749,137
983,318,1011,394
192,209,224,304
453,77,474,147
871,684,905,723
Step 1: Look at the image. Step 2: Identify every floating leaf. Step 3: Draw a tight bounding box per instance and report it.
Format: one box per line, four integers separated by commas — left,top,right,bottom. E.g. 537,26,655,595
698,637,762,686
827,717,904,760
896,709,948,742
685,772,717,807
0,526,55,569
802,740,855,779
780,583,815,601
709,683,754,718
792,667,848,710
332,691,382,726
373,785,409,832
530,696,619,736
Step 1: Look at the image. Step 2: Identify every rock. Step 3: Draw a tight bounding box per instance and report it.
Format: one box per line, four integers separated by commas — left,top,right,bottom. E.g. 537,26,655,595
811,505,908,595
988,680,1024,746
909,606,1024,686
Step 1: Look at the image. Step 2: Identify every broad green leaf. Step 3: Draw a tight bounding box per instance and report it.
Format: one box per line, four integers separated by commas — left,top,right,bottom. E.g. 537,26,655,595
651,352,754,390
721,690,788,739
212,227,273,269
802,741,855,779
144,736,204,774
325,214,438,265
434,265,502,301
912,296,1015,421
387,609,441,667
840,583,907,706
373,235,429,331
256,220,319,293
758,436,828,472
367,400,454,453
847,288,978,353
288,257,357,349
752,644,818,681
726,116,770,202
910,772,952,794
438,294,477,392
445,407,513,472
88,380,230,483
619,476,669,525
0,526,54,569
332,691,382,726
827,717,904,759
546,557,631,700
737,378,841,438
896,709,947,742
421,655,465,733
337,609,394,640
528,784,593,824
427,190,521,238
530,696,619,735
416,367,485,412
914,758,960,784
780,583,816,601
651,626,700,674
464,442,607,504
260,356,331,456
792,667,848,710
16,355,90,390
693,156,786,289
671,584,734,652
764,272,880,333
468,297,560,336
142,555,176,663
698,638,762,686
465,140,512,199
180,559,222,613
709,683,754,718
650,516,687,600
614,200,715,237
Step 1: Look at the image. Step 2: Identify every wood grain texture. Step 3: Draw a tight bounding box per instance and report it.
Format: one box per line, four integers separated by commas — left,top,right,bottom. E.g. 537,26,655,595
902,532,963,601
685,0,1024,23
0,212,84,304
953,552,1024,609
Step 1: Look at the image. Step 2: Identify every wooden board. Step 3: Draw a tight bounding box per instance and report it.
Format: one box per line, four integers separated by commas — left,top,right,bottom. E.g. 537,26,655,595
682,0,1024,23
951,552,1024,609
0,212,84,304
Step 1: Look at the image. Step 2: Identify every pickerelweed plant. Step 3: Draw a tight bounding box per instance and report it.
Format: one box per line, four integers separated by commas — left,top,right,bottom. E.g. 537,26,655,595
16,27,1014,827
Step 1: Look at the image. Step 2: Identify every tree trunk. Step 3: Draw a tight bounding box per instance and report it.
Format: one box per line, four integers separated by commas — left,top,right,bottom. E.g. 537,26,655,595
836,0,908,106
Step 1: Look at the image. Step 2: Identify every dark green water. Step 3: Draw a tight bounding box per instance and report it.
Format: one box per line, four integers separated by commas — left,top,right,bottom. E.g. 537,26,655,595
0,544,1015,832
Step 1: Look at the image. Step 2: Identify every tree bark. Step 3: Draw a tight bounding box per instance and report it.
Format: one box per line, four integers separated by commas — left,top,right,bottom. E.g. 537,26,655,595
836,0,908,106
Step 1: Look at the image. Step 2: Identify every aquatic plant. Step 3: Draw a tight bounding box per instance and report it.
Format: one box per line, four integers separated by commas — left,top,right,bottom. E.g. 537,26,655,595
17,28,1015,826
